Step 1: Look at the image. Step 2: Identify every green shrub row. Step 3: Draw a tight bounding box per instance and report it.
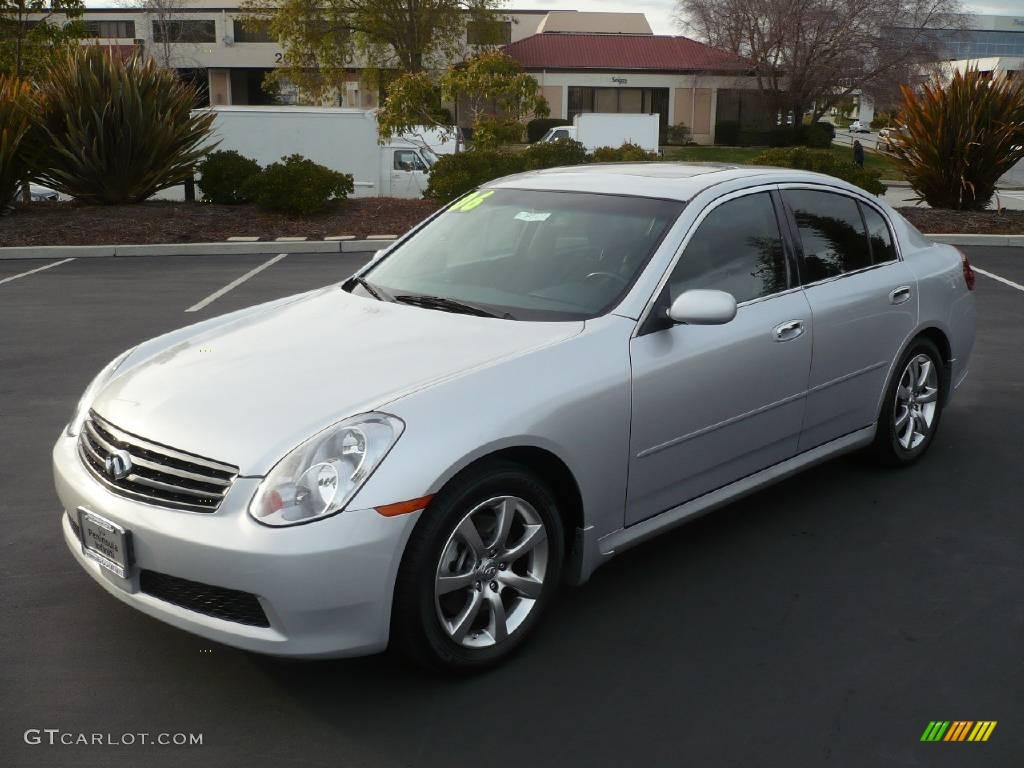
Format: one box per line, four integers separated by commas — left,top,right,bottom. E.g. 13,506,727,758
425,140,659,202
715,121,833,149
198,150,354,214
751,147,887,195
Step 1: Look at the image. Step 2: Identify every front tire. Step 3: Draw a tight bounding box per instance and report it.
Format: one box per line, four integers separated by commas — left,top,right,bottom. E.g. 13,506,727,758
872,338,945,466
390,460,564,672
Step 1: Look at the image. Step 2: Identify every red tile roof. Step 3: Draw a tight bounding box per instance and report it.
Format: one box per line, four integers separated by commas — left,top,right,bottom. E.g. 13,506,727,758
504,33,749,73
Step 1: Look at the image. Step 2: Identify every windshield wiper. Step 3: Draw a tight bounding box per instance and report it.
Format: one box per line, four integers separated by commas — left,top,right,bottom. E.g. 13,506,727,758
394,293,512,319
348,276,392,302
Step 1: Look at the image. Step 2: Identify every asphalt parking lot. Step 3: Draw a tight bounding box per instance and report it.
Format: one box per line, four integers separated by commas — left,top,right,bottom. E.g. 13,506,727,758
2,246,1022,767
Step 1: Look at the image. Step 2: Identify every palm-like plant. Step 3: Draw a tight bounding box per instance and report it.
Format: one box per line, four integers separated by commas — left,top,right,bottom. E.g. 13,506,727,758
0,76,36,213
888,69,1024,210
36,48,217,204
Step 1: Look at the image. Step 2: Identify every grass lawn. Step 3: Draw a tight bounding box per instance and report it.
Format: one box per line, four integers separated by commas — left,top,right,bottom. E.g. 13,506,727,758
662,144,904,180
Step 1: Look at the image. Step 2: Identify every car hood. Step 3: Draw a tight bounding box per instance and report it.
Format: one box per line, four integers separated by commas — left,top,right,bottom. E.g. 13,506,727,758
93,288,582,475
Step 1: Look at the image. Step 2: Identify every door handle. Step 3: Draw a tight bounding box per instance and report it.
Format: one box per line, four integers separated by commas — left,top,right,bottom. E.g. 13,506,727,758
773,319,805,342
890,285,912,305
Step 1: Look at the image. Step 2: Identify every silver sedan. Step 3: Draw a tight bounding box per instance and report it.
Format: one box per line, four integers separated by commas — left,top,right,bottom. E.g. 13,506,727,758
53,164,976,670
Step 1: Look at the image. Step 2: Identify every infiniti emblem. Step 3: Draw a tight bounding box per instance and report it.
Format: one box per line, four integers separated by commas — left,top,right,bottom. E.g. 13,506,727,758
105,449,133,480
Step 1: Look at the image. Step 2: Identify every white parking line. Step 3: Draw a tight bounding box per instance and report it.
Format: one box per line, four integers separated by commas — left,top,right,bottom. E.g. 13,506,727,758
185,254,288,312
0,257,75,286
974,267,1024,293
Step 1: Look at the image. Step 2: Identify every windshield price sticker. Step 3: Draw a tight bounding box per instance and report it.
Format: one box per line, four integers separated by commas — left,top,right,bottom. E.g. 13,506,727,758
450,190,494,212
514,212,551,222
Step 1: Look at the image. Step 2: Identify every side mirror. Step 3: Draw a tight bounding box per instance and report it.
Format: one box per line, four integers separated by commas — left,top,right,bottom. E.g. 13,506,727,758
667,289,737,325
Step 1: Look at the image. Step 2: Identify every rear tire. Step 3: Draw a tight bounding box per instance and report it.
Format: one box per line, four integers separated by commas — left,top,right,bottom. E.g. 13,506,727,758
390,460,564,672
872,338,945,466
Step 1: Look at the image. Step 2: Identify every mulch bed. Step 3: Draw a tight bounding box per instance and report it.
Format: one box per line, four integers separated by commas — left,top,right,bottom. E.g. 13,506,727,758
0,198,441,247
1,198,1021,247
897,207,1024,235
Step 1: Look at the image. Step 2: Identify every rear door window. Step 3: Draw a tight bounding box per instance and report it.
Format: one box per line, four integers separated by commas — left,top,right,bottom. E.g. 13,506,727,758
783,190,872,282
860,203,897,264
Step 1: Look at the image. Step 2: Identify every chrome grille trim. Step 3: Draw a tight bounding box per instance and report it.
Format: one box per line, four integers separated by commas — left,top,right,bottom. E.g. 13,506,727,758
77,412,238,513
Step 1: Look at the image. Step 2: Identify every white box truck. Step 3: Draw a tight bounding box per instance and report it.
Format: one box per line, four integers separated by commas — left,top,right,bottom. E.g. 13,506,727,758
197,106,436,199
540,113,660,153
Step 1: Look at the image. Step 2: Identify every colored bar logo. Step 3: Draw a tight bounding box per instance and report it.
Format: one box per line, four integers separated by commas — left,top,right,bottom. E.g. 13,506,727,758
921,721,997,742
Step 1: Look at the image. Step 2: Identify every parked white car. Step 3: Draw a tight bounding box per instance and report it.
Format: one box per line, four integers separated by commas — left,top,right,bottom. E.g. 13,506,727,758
849,120,871,134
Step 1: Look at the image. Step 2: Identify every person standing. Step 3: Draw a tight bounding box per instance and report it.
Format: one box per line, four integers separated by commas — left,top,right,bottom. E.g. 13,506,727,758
853,140,865,168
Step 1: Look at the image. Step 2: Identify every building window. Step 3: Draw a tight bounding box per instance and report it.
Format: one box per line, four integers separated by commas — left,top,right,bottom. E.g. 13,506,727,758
567,86,595,119
466,20,511,45
83,20,136,39
152,19,216,44
233,19,275,43
568,87,669,120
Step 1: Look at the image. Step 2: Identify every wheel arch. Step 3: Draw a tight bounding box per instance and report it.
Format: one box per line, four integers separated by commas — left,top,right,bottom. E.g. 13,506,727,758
875,325,954,419
425,443,587,584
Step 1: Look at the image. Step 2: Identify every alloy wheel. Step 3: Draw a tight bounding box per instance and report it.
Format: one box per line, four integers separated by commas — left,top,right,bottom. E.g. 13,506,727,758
893,353,939,450
434,495,549,649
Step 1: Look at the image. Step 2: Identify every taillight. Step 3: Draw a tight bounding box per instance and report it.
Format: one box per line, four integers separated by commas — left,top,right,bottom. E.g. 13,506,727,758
957,248,975,291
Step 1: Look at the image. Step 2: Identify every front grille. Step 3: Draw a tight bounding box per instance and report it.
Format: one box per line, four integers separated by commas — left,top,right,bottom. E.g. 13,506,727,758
78,411,238,513
140,570,270,628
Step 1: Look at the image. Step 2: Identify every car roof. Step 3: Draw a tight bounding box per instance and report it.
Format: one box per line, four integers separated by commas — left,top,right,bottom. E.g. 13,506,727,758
484,163,859,202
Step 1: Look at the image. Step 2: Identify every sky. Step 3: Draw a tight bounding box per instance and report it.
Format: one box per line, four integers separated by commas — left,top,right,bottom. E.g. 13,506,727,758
509,0,1024,35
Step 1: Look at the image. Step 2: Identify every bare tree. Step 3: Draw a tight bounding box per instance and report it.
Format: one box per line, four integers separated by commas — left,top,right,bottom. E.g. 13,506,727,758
120,0,203,69
674,0,964,124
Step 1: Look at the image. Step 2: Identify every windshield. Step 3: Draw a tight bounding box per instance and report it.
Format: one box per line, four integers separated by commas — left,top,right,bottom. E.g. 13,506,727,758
358,189,683,321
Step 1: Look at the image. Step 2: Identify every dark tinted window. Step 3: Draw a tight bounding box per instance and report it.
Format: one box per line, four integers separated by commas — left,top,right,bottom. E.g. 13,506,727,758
233,19,275,43
152,20,216,43
83,20,135,38
784,190,871,282
668,192,788,304
860,203,897,264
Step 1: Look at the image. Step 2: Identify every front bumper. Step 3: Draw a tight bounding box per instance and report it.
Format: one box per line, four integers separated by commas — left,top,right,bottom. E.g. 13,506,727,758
53,433,421,658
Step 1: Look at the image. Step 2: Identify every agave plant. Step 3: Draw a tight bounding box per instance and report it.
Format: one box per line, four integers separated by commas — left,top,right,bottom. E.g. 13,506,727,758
888,69,1024,210
0,76,36,214
35,48,217,204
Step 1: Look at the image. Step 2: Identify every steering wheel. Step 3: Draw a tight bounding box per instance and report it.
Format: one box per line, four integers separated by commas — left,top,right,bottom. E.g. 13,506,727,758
585,271,629,288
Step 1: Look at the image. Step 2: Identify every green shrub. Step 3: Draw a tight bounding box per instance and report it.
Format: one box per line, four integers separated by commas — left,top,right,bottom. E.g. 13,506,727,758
242,154,354,215
526,117,572,143
665,122,691,145
522,138,588,170
471,115,524,149
0,76,36,213
888,69,1024,209
752,147,886,195
814,121,836,142
801,122,833,148
425,149,525,203
35,48,215,204
197,150,261,204
715,120,741,145
870,112,891,130
590,142,659,162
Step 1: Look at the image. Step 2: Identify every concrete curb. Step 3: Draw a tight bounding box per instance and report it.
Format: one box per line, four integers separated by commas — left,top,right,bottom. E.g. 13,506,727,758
0,239,393,259
0,245,116,259
882,179,1024,191
928,233,1024,247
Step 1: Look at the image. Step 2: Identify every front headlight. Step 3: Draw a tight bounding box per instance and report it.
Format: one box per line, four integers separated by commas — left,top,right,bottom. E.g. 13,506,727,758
65,349,134,438
249,413,404,527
